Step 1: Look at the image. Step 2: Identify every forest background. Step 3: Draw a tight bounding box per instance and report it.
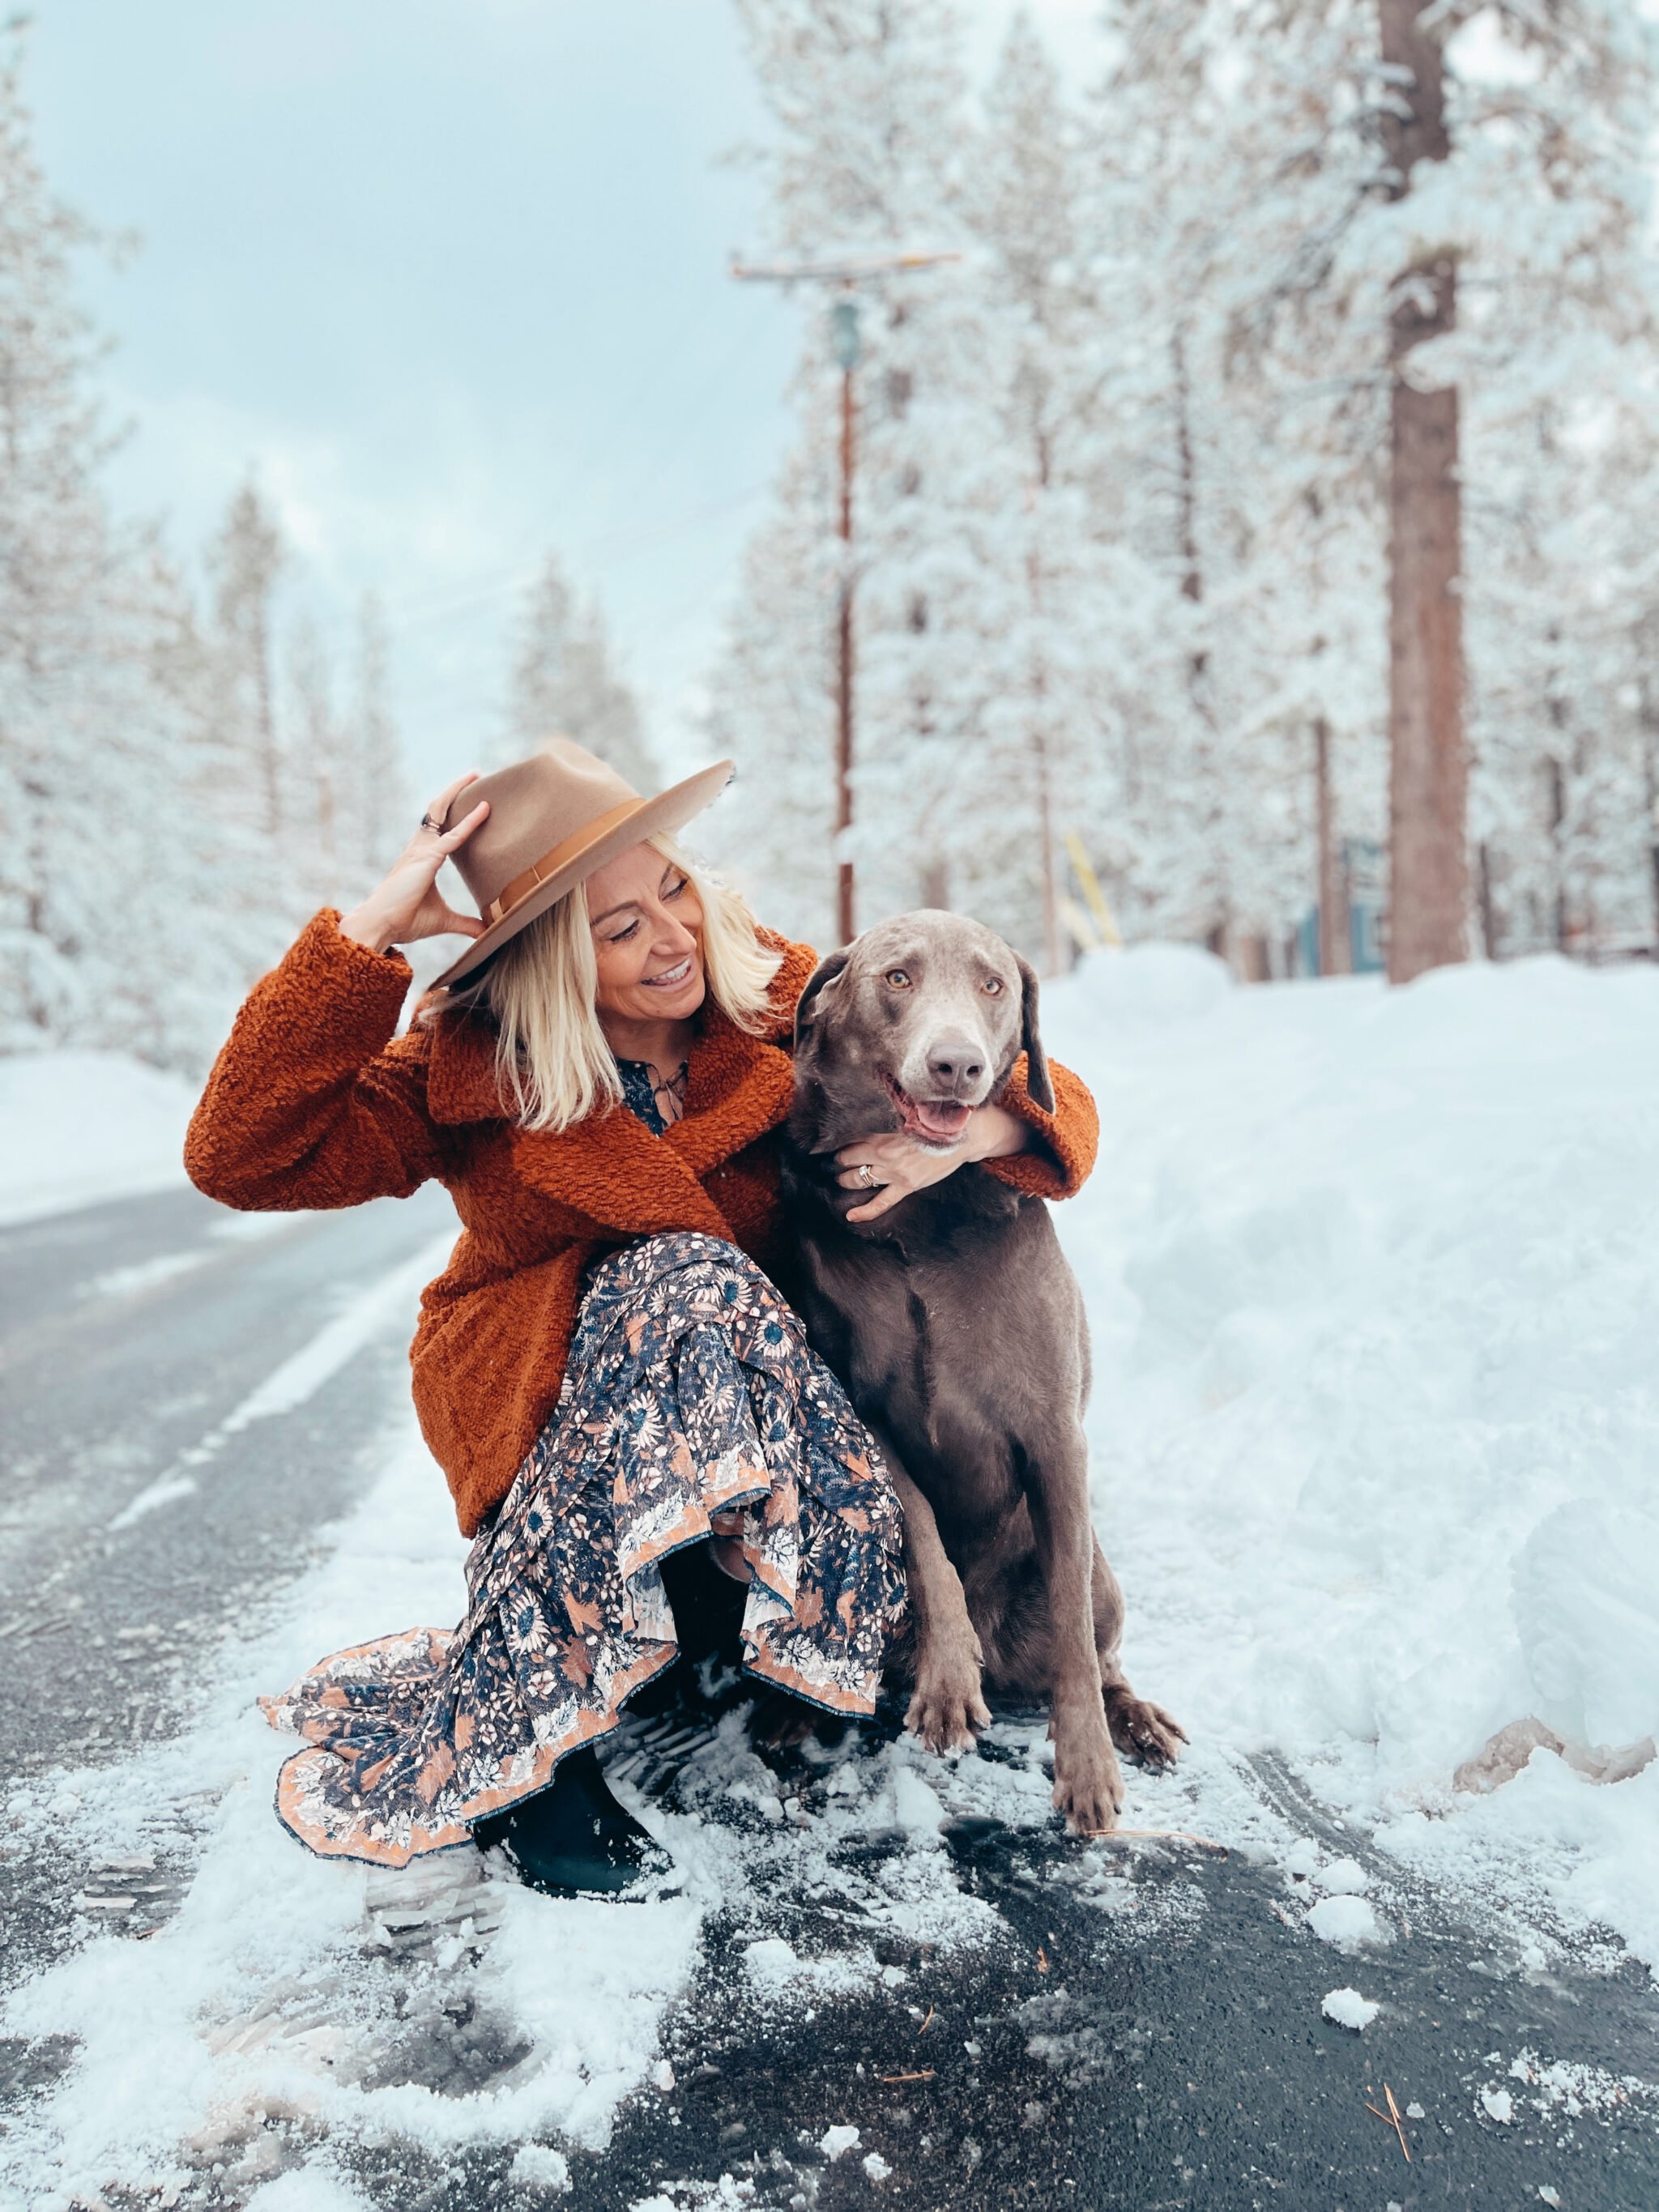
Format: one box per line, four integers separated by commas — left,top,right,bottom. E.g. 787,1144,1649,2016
4,0,1658,1073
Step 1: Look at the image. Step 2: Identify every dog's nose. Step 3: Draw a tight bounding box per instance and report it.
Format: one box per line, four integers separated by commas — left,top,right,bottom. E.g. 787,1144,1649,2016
926,1034,985,1092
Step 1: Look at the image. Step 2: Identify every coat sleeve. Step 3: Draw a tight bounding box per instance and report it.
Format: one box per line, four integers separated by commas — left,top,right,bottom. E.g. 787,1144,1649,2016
184,910,444,1210
983,1053,1098,1202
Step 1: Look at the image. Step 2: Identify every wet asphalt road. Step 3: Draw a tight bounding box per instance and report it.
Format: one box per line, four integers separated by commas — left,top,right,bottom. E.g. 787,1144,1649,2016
0,1180,458,1991
2,1188,1657,2210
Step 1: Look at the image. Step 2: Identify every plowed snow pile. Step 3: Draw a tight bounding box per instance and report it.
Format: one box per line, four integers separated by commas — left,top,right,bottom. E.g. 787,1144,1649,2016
0,1048,196,1224
1047,945,1659,1970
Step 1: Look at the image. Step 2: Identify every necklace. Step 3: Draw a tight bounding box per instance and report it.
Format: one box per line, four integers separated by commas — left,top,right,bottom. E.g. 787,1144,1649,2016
646,1059,689,1123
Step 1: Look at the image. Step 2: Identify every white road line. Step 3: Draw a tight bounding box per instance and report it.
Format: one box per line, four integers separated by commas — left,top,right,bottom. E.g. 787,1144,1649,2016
108,1230,454,1533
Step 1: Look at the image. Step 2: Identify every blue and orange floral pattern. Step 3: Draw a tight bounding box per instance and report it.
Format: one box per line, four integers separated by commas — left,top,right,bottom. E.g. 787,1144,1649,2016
262,1233,906,1865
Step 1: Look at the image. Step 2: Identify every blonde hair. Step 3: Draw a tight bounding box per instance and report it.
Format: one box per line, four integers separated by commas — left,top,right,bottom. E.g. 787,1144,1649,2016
438,834,783,1134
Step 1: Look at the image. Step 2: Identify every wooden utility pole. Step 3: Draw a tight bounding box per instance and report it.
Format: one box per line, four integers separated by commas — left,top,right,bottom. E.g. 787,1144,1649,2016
731,249,960,946
834,309,857,946
1380,0,1467,983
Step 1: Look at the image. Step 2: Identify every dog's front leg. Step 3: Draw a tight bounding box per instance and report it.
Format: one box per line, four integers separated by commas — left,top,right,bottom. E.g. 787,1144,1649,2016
879,1438,989,1755
1026,1432,1125,1834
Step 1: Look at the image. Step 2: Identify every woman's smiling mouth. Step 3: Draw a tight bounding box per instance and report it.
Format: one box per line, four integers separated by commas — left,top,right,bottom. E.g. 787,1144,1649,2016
642,956,696,989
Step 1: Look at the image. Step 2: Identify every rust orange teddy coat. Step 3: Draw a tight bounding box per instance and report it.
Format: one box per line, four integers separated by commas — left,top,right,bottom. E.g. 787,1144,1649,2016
185,910,1101,1537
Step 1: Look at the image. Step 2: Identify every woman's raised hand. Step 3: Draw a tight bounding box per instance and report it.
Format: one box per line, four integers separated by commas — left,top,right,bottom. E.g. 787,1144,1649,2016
338,773,492,954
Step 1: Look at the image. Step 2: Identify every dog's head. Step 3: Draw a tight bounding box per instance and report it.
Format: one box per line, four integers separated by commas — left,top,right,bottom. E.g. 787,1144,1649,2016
791,909,1052,1155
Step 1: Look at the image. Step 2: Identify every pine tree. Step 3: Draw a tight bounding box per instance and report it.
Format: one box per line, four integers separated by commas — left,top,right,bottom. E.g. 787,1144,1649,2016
502,554,656,789
347,590,407,880
207,480,284,837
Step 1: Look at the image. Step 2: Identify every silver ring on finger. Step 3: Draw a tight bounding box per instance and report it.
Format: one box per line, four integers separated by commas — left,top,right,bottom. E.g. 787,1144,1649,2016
858,1161,877,1189
420,813,443,834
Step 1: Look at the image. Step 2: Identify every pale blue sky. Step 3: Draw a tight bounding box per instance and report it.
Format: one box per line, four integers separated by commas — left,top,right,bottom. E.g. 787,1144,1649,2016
28,0,1099,791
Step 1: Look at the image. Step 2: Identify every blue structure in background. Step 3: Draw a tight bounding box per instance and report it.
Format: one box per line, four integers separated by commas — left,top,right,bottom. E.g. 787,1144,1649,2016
1298,839,1386,976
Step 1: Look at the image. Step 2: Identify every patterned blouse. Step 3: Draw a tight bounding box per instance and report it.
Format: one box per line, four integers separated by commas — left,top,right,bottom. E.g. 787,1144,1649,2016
616,1057,684,1135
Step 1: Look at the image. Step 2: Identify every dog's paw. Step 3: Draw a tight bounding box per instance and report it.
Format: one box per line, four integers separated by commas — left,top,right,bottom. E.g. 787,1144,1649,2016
1050,1707,1125,1836
1104,1687,1188,1770
905,1651,992,1756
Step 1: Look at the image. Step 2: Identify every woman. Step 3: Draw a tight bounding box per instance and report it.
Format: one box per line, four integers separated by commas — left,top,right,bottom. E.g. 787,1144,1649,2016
186,742,1098,1896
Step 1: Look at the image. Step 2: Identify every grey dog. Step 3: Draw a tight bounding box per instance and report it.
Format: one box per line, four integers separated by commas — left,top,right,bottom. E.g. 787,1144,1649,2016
778,910,1183,1834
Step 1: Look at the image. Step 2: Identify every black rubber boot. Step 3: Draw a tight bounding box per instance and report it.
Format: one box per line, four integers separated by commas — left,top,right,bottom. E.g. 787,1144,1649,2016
472,1747,675,1899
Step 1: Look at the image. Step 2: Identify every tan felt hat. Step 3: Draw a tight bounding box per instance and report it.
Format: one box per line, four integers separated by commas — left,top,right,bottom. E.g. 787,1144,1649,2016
432,739,734,989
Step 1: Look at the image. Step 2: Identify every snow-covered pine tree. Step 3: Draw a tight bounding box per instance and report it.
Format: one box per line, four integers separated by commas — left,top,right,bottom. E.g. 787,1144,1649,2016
0,32,117,1047
501,554,656,789
716,0,1032,948
717,0,1659,973
344,590,407,882
962,13,1118,971
1436,0,1659,958
0,33,272,1066
207,479,285,839
285,612,343,910
1082,0,1389,965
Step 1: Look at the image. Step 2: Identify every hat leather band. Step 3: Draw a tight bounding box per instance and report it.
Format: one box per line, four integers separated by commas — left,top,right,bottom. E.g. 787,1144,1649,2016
483,798,647,927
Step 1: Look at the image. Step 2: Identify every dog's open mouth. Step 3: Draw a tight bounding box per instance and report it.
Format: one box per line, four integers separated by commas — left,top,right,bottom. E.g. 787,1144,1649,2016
881,1071,975,1147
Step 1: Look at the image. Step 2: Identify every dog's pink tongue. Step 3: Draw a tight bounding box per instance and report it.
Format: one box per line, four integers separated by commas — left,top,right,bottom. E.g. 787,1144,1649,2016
914,1099,972,1141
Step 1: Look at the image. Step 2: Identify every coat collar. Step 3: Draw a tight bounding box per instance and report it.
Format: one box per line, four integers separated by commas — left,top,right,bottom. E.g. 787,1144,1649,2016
423,933,818,1239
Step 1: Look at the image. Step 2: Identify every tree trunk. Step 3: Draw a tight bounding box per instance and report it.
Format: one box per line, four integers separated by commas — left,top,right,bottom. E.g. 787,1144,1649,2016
1548,754,1567,950
920,858,950,910
1477,840,1498,960
1380,0,1467,983
1315,718,1349,975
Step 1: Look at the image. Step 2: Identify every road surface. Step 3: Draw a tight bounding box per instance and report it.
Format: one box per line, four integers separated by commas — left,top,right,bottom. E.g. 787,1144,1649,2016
2,1189,1655,2208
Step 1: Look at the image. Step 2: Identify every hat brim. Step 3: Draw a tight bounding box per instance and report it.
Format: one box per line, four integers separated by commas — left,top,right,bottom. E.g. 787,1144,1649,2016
431,759,736,990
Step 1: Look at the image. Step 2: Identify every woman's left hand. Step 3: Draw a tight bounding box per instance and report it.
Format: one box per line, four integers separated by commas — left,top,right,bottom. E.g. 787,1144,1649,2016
837,1103,1029,1223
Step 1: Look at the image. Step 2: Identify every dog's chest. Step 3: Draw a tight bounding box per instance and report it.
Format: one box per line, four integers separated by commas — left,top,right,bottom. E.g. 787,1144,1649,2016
801,1237,1003,1456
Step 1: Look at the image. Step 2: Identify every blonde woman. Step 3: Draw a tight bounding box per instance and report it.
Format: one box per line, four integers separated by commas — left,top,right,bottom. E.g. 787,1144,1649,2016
186,744,1098,1896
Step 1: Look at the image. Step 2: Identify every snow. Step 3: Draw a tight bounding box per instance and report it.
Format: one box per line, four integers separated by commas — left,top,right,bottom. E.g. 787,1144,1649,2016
1311,1857,1368,1895
1044,945,1659,1973
0,1048,196,1225
1321,1988,1380,2031
1304,1894,1384,1950
6,943,1659,2196
818,2124,860,2160
508,2143,572,2193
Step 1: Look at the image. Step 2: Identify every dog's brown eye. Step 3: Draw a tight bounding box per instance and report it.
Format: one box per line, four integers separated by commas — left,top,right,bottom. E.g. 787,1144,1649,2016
983,977,1004,995
885,969,911,989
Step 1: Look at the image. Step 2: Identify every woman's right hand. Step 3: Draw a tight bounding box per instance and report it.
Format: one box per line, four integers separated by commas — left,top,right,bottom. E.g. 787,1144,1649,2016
338,772,492,954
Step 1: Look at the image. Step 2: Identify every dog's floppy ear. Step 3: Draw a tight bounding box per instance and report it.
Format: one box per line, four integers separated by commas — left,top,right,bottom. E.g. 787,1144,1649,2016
1014,955,1056,1111
794,946,852,1055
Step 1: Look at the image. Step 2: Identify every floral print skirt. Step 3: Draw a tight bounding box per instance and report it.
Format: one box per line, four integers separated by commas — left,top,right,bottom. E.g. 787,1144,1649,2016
262,1233,907,1866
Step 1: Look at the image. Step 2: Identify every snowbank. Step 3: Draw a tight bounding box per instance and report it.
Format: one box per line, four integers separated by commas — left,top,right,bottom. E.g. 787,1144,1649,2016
0,1048,197,1225
1047,945,1659,1969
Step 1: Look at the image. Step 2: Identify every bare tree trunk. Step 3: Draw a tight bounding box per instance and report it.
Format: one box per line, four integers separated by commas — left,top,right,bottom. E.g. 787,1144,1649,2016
1236,931,1270,984
1171,322,1230,941
1380,0,1467,983
1172,324,1202,615
1315,718,1350,975
1477,840,1498,960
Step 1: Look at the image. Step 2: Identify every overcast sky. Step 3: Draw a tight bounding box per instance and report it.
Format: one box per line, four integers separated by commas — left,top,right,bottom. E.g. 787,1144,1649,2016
28,0,1102,795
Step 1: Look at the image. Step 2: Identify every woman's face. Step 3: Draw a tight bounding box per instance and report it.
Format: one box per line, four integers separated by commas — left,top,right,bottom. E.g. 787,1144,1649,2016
585,844,706,1031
